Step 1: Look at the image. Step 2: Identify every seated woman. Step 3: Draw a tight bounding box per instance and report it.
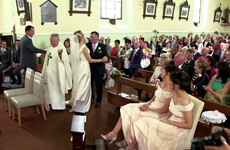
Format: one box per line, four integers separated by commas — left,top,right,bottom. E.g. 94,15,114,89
100,65,179,148
191,59,210,98
142,41,152,59
141,41,152,69
141,53,171,101
110,39,121,57
205,56,216,80
127,71,194,150
203,61,230,105
161,42,171,53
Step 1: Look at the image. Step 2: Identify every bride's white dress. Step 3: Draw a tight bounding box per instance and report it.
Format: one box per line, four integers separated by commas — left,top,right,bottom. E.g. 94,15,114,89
69,44,91,112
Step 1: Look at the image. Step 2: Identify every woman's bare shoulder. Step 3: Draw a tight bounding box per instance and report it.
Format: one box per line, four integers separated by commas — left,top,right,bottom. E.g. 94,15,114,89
182,93,191,106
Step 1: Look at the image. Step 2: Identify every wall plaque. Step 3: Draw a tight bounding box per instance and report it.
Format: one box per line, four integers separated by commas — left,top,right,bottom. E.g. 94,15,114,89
40,0,57,25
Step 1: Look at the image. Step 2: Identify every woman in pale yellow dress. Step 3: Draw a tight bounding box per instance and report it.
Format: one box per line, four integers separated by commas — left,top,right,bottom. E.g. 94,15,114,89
126,71,194,150
100,65,179,147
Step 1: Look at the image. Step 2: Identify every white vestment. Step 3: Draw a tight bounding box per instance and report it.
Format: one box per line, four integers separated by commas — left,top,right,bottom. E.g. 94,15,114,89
42,42,72,110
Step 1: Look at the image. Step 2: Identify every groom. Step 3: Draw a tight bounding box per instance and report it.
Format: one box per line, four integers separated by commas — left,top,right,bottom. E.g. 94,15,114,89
86,31,109,108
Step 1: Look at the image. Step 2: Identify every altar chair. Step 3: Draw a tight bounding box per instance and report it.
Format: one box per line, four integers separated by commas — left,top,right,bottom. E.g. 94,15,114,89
10,72,46,126
3,68,34,117
184,95,204,149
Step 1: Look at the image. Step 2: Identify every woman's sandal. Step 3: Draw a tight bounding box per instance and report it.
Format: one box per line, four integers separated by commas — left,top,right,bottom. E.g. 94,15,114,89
115,139,128,148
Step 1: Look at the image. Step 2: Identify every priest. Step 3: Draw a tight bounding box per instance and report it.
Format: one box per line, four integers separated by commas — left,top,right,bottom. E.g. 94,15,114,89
42,33,72,110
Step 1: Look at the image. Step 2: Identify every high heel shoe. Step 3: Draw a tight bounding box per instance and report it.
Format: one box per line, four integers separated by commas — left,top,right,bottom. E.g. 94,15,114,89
100,132,117,144
115,139,128,148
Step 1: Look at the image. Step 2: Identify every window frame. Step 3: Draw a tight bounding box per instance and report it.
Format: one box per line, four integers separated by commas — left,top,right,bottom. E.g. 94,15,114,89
100,0,123,20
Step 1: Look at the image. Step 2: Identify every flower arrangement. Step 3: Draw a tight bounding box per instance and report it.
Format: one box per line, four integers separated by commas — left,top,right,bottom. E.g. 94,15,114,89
152,29,159,45
200,32,206,38
109,68,122,78
118,55,125,61
188,32,193,37
214,30,218,35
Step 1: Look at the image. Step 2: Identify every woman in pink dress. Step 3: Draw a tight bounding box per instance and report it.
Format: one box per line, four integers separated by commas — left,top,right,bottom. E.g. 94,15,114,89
126,71,194,150
100,65,179,147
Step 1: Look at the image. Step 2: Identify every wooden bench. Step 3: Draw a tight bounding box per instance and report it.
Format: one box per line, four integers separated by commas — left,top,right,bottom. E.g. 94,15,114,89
71,115,86,150
108,76,156,107
70,101,86,150
110,56,123,71
135,69,153,83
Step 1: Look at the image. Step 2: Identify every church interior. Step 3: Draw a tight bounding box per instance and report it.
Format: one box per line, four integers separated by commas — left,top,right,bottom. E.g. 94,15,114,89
1,0,230,150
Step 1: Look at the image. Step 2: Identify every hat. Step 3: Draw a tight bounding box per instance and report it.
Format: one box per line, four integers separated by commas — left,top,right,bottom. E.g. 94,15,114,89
123,37,131,44
105,37,111,43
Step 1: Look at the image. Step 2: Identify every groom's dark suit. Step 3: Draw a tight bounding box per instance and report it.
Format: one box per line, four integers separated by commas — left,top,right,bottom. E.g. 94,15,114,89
20,35,46,71
86,42,109,105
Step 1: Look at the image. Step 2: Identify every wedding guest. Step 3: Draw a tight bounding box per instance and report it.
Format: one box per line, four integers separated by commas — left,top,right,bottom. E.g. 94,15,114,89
125,41,143,78
110,39,120,57
225,49,230,68
100,65,179,148
126,71,194,150
142,41,152,59
205,56,216,80
192,44,201,61
20,25,46,72
191,59,209,98
4,40,22,84
99,36,105,44
203,61,230,105
162,42,171,53
64,38,71,55
0,41,11,71
118,38,133,59
105,37,112,55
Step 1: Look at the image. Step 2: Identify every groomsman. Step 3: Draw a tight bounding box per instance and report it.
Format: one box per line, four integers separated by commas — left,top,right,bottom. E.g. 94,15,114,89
20,25,46,72
86,31,109,108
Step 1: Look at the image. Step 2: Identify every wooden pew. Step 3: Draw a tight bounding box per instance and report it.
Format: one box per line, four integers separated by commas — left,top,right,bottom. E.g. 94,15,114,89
135,69,153,83
37,54,45,73
108,76,156,107
110,56,123,71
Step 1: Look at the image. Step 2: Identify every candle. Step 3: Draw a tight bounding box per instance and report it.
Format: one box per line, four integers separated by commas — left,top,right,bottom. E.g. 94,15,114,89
214,110,219,116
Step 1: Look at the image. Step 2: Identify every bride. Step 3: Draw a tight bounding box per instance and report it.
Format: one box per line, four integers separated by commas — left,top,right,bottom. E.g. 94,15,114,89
69,30,107,112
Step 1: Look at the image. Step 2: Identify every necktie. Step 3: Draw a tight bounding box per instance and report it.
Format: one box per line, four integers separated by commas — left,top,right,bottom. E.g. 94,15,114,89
131,50,136,62
93,44,96,53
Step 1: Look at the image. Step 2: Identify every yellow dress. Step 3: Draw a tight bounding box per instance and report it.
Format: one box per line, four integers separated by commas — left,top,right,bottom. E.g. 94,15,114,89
120,83,172,144
133,99,194,150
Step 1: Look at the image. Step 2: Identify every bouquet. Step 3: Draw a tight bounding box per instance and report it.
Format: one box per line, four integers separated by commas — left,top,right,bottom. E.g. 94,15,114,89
110,68,122,78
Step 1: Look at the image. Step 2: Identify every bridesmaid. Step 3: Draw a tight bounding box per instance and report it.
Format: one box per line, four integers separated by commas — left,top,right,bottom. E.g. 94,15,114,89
100,65,179,148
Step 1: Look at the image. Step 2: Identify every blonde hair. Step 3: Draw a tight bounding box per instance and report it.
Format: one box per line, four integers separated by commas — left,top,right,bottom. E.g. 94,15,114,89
160,53,170,66
73,30,84,43
195,59,207,71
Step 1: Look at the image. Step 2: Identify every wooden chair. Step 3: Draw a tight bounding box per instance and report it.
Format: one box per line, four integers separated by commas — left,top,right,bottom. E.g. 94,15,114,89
10,72,46,126
3,68,34,117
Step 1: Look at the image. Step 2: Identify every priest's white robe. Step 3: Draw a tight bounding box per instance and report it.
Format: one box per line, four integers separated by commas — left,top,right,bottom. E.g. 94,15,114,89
42,42,72,110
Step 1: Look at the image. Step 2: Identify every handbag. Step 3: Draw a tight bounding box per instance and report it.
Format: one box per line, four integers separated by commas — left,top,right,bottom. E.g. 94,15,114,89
124,57,129,69
140,58,150,68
